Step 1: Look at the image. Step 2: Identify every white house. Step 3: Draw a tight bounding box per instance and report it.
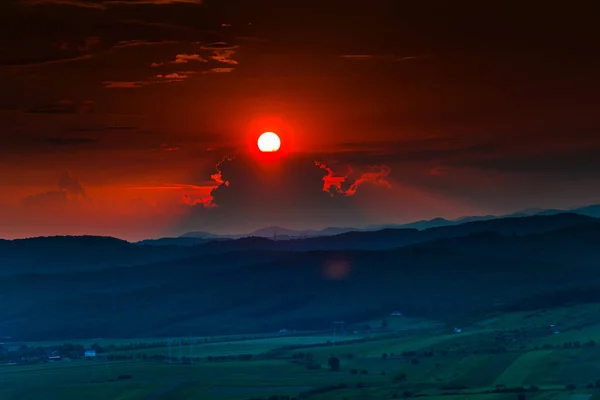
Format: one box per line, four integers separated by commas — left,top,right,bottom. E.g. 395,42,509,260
84,349,96,357
390,311,403,317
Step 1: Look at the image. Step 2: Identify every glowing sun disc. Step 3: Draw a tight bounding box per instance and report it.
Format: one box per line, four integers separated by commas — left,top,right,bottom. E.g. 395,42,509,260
258,132,281,152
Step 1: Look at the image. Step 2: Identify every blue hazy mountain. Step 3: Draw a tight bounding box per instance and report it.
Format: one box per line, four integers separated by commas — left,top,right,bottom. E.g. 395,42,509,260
174,204,600,241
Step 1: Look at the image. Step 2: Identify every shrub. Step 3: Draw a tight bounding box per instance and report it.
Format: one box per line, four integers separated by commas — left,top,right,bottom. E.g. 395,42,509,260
393,373,407,382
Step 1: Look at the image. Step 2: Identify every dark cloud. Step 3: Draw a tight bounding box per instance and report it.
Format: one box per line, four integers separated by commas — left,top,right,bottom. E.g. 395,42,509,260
66,125,136,132
21,190,70,208
58,171,86,196
446,147,600,178
21,172,87,208
22,0,203,9
199,42,239,51
339,54,427,62
45,137,98,146
112,39,178,49
22,0,106,9
103,81,146,88
25,100,95,114
0,54,94,68
310,138,499,168
170,154,393,235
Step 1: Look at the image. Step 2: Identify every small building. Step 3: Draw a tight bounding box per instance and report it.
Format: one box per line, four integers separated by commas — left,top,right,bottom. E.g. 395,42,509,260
390,311,403,317
453,328,462,333
84,349,96,357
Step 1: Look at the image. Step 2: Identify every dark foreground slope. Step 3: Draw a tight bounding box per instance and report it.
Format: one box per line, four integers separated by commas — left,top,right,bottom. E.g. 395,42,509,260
2,221,600,340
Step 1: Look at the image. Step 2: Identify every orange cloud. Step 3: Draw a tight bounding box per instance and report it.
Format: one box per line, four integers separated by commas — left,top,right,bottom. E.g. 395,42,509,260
181,193,216,208
206,68,234,73
182,155,234,208
315,161,391,196
209,49,238,65
345,165,392,196
173,53,206,63
153,53,207,67
157,73,189,80
160,143,180,151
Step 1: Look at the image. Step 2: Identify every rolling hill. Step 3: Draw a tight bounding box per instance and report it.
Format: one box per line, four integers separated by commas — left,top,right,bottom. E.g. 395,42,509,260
1,216,600,340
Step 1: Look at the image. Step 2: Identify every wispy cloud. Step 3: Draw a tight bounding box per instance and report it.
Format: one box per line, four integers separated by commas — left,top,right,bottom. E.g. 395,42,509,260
104,72,192,88
22,0,203,8
205,68,234,74
1,54,94,68
199,42,239,51
339,54,377,60
106,0,202,4
152,53,207,67
113,40,178,49
23,0,106,9
127,183,212,190
173,54,206,63
26,100,94,114
156,72,189,81
103,81,147,89
67,125,136,132
339,54,429,62
160,143,180,151
209,49,238,65
45,137,98,146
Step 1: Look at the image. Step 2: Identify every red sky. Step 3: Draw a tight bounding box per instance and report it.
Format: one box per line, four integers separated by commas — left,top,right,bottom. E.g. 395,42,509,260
1,1,599,240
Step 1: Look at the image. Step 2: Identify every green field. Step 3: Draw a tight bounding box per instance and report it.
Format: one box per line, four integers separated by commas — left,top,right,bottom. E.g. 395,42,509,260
4,306,600,400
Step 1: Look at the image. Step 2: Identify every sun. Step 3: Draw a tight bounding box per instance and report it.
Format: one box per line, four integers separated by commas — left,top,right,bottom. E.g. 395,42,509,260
257,132,281,152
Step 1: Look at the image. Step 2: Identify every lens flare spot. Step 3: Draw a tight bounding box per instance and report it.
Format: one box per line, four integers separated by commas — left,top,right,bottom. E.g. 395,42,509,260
322,259,352,280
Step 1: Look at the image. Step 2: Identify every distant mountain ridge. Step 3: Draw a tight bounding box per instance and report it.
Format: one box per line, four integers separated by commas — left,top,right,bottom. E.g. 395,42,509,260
173,203,600,243
1,213,597,275
178,225,357,240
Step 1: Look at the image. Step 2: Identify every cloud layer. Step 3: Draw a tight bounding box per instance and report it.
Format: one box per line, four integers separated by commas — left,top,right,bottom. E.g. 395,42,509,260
172,154,393,235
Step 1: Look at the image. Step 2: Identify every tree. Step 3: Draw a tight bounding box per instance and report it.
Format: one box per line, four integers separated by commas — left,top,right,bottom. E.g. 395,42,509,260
328,355,340,371
381,319,389,329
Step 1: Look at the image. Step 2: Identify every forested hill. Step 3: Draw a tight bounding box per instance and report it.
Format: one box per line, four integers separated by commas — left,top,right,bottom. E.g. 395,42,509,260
1,217,600,340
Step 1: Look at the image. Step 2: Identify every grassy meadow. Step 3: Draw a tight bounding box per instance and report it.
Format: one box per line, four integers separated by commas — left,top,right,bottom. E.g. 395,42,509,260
3,306,600,400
